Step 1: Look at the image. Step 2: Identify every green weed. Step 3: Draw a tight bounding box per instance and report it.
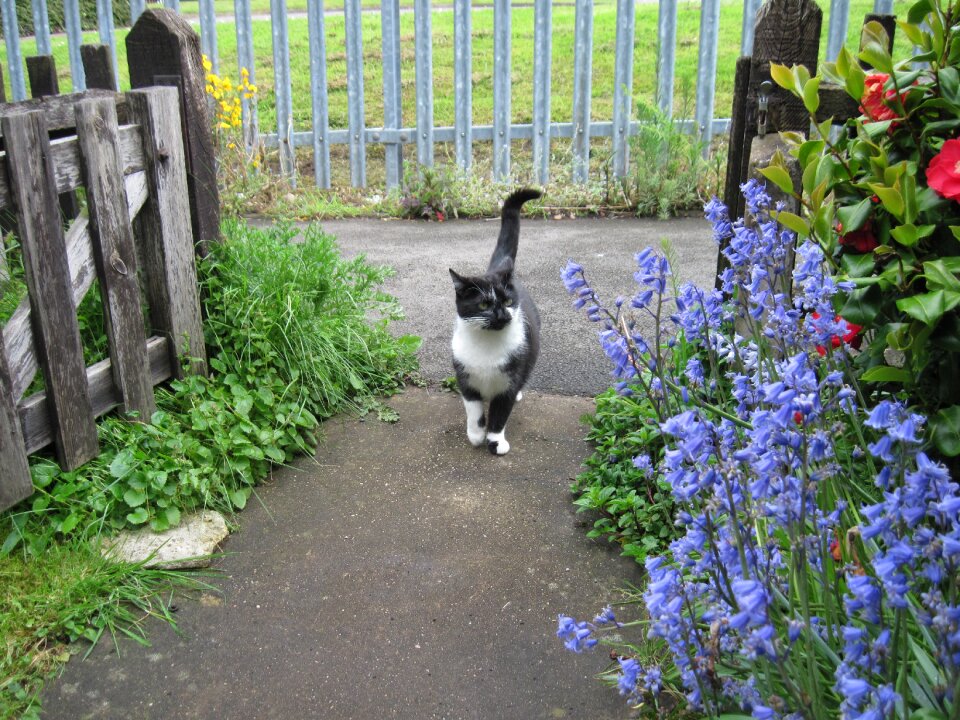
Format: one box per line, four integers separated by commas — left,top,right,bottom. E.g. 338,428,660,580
0,540,214,719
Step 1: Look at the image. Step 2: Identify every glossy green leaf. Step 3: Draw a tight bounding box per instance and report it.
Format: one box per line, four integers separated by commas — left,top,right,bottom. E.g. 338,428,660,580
770,62,795,92
907,0,933,24
841,251,876,278
126,508,149,525
932,405,960,457
891,224,920,246
923,260,960,292
803,76,821,113
861,366,911,383
844,62,866,102
836,197,872,232
869,184,905,219
841,285,882,325
897,290,952,325
775,210,809,236
758,165,795,195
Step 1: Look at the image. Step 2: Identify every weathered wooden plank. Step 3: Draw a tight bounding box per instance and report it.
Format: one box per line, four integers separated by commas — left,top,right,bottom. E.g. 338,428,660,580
0,89,126,137
127,87,207,378
81,43,119,91
126,9,220,254
3,170,148,400
0,330,32,512
0,124,144,210
1,110,99,470
20,336,172,455
717,55,752,287
76,98,156,421
26,55,60,97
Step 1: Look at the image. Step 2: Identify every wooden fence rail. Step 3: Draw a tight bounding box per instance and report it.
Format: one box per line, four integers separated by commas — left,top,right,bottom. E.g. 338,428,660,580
0,86,206,512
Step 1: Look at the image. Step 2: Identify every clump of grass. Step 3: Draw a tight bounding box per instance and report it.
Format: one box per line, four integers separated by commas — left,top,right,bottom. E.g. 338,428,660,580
0,540,214,719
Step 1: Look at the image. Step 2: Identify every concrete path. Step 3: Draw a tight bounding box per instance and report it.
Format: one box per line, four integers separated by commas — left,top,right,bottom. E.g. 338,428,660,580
41,215,718,719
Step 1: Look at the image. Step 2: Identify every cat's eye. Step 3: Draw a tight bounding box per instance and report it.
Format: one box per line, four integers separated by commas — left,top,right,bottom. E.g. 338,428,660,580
478,301,490,310
503,298,514,306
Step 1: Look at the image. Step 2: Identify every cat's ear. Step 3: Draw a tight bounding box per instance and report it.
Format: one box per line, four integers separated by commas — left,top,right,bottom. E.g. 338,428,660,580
449,268,467,292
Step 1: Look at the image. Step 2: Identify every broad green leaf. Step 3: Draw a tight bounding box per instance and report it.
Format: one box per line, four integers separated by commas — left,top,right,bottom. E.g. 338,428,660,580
869,184,904,219
862,119,894,139
950,226,960,242
235,395,254,417
126,508,149,525
59,513,80,535
861,366,911,383
230,488,249,510
891,224,920,247
897,20,925,47
897,290,949,325
907,0,933,24
932,405,960,456
803,77,821,113
841,251,876,278
775,210,809,236
797,139,825,168
836,197,872,232
123,489,147,508
758,165,795,195
860,43,893,74
844,62,866,102
165,507,181,527
841,286,882,325
923,259,960,292
109,450,135,479
769,63,795,92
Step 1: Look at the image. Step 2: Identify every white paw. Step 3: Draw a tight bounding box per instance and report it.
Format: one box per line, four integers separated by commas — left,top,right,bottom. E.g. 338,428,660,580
467,425,486,447
486,431,510,456
515,391,523,402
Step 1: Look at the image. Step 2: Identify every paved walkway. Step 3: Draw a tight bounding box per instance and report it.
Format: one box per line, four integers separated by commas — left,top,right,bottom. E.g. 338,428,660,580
41,215,718,719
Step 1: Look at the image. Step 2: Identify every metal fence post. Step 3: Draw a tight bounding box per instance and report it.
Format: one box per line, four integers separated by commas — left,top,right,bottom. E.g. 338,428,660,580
381,0,403,188
740,0,762,55
571,0,593,183
31,0,52,55
415,0,434,168
163,0,181,12
272,0,296,183
873,0,893,12
344,0,366,186
130,0,145,23
612,0,635,179
694,0,720,152
95,0,120,90
454,0,472,171
199,0,219,73
235,0,259,156
656,0,677,116
826,0,850,61
0,0,26,100
308,0,331,188
64,0,87,90
493,0,511,180
532,0,551,184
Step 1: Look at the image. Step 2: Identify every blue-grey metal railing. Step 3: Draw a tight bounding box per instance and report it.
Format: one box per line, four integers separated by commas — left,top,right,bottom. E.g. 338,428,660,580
0,0,872,187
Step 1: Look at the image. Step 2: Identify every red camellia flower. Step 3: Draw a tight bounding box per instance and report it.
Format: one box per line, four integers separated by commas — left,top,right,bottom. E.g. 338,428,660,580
860,73,902,123
926,138,960,202
812,312,863,356
838,220,879,253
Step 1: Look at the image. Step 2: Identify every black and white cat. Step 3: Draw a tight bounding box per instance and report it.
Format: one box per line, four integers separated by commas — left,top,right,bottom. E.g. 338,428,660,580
449,188,542,456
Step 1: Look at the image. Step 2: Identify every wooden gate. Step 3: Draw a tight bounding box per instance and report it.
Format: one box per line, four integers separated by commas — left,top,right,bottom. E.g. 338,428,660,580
0,86,206,512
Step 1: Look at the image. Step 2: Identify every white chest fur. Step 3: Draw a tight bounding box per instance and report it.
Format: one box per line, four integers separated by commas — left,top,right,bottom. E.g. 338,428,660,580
451,310,526,399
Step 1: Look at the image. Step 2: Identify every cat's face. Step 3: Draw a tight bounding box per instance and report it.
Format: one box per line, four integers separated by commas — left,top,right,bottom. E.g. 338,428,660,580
449,265,519,331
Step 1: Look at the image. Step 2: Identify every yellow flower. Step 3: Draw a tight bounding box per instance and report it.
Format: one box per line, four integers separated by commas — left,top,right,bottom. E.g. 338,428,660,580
202,55,212,72
227,142,236,150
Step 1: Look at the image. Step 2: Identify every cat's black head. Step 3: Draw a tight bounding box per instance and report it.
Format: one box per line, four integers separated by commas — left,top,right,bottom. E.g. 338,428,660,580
449,261,518,331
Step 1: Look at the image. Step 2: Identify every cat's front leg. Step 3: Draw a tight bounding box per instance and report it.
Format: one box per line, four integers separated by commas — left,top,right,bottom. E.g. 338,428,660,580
485,391,517,455
460,393,486,447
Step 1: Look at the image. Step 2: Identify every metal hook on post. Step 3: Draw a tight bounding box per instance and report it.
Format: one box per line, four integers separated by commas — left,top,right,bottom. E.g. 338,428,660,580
757,80,772,138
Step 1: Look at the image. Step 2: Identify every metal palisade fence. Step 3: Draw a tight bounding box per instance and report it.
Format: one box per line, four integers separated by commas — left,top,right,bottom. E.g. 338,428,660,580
1,0,897,190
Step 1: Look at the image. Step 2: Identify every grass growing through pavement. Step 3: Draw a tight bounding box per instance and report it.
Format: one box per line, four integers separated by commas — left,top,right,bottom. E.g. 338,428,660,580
0,542,214,719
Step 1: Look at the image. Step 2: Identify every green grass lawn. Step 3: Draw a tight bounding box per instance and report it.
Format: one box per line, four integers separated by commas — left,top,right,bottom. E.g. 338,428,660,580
3,0,909,134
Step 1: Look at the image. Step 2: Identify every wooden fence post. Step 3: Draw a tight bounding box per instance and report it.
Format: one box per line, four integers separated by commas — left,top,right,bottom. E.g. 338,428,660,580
717,0,822,284
1,111,99,471
25,55,82,222
75,97,157,420
126,9,220,256
127,87,207,378
81,44,119,91
0,332,31,510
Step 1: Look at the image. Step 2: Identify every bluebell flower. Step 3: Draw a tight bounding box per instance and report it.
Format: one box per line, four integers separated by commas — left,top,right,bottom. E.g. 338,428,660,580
616,657,640,697
593,606,617,626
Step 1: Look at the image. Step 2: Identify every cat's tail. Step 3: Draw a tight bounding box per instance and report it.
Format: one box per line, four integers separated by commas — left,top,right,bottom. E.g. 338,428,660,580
488,188,542,272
